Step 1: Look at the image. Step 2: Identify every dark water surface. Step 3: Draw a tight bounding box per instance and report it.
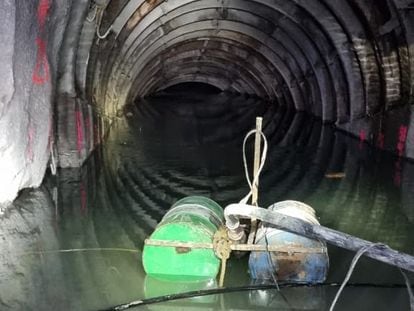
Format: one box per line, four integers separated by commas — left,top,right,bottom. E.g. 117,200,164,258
1,87,414,310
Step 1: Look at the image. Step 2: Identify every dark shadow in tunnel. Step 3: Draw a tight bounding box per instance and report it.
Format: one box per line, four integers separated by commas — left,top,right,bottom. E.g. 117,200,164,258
160,82,223,95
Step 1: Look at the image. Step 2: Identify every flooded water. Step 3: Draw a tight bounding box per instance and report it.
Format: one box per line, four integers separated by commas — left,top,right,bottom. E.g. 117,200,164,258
1,85,414,310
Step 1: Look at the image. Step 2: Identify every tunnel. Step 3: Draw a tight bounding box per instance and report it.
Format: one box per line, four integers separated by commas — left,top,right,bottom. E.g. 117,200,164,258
1,1,414,310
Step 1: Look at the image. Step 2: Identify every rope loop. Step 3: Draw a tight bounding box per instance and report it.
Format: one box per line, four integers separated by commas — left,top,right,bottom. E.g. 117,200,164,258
240,129,268,205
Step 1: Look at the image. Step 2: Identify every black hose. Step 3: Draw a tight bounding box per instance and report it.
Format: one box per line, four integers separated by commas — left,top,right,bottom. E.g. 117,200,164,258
97,283,414,311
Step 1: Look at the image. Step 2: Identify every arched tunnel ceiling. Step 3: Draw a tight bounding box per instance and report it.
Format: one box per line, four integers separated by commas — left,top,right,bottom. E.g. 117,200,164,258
85,0,414,124
1,0,414,205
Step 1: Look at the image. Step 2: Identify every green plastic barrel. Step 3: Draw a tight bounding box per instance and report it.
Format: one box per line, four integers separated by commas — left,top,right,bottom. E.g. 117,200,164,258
142,196,224,282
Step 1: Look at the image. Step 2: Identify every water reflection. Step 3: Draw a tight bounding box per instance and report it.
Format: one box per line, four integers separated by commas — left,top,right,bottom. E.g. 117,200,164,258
144,277,218,303
0,87,413,310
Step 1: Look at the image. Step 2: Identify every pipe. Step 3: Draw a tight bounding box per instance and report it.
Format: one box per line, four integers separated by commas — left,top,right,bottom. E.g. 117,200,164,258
224,202,414,273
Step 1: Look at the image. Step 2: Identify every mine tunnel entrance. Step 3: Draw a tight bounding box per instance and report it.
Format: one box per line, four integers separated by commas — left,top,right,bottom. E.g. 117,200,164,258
1,0,414,310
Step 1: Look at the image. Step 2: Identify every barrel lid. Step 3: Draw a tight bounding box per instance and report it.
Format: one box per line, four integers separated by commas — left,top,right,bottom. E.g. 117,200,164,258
255,201,321,242
267,201,320,225
172,196,223,218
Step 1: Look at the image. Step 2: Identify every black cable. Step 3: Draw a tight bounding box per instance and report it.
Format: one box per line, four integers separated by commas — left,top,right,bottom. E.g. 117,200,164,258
263,230,294,309
97,283,414,311
264,229,280,290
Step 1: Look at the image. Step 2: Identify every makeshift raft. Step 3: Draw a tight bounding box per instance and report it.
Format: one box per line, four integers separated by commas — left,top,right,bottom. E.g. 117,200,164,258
142,118,414,287
143,196,331,285
142,196,414,287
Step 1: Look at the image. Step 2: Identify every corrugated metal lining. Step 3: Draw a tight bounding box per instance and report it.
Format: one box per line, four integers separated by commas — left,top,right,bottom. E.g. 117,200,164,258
81,0,413,125
1,0,414,204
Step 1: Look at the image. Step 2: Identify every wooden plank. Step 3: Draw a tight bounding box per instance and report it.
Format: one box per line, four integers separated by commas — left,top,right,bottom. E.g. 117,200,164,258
252,117,262,205
144,239,326,254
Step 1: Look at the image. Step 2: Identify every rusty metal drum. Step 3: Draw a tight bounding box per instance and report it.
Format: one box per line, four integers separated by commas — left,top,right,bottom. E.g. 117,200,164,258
248,201,329,284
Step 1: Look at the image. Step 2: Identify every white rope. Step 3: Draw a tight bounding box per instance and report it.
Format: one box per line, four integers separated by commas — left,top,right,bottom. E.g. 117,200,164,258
264,226,280,291
400,269,414,310
97,24,112,39
86,4,98,22
95,3,112,41
240,129,268,205
329,244,383,311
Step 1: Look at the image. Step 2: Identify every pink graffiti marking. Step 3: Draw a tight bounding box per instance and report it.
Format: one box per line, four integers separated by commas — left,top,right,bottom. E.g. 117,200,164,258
359,130,366,142
76,110,84,154
393,125,409,186
85,114,90,150
37,0,50,31
32,38,50,85
397,125,408,157
358,130,366,149
377,133,385,150
32,0,51,85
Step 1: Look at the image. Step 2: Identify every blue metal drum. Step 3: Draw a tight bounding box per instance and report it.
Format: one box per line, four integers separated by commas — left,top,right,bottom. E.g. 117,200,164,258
248,201,329,284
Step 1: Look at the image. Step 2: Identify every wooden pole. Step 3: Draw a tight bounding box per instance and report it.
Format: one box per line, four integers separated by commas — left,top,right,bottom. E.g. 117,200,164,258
144,239,326,253
247,117,262,245
252,117,262,205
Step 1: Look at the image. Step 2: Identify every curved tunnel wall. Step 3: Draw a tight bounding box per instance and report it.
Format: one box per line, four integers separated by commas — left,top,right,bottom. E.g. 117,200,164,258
87,0,414,120
82,0,414,158
0,0,414,204
0,0,72,204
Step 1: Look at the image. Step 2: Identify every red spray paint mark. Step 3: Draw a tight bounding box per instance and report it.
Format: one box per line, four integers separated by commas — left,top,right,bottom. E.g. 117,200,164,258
37,0,50,31
85,114,90,151
76,110,84,154
93,123,98,147
32,38,50,85
397,125,408,157
393,125,408,186
377,133,385,150
32,0,51,85
359,130,366,149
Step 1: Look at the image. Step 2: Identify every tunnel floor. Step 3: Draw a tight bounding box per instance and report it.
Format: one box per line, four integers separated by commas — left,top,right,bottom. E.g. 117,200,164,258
1,87,414,310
